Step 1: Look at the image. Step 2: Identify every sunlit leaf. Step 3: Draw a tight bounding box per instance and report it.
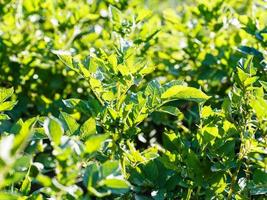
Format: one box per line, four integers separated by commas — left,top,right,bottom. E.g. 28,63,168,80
161,85,210,103
44,116,63,145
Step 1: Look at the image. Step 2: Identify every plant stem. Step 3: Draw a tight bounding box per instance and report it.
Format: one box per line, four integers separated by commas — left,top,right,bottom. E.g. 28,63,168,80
186,187,193,200
227,161,241,200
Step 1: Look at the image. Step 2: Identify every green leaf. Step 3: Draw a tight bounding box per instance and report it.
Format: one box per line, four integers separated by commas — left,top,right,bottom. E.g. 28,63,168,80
0,192,20,200
238,46,264,60
0,114,10,120
99,178,130,194
244,76,259,86
13,155,32,171
80,117,96,140
101,160,120,178
44,116,64,145
201,106,214,118
62,98,86,109
136,9,152,23
109,5,122,23
108,54,118,74
259,81,267,91
0,101,17,112
59,112,79,135
85,134,109,154
145,80,162,108
52,50,79,73
36,174,52,187
20,176,31,195
202,125,221,139
250,186,267,195
161,85,210,103
102,91,116,101
209,174,227,194
12,118,36,155
63,98,98,115
0,87,14,103
117,64,130,76
237,67,249,84
158,106,181,116
253,169,267,185
84,163,99,189
250,97,267,120
108,107,118,120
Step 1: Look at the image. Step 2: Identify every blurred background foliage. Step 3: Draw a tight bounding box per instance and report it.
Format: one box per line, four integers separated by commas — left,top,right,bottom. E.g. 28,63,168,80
0,0,266,120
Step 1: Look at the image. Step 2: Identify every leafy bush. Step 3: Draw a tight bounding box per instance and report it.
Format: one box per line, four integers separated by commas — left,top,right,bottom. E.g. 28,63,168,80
0,0,266,199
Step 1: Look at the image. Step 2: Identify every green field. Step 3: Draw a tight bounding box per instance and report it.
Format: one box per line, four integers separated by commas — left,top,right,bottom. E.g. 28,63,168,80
0,0,266,199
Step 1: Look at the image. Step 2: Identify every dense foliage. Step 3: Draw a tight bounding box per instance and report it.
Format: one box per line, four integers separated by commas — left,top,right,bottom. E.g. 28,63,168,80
0,0,266,199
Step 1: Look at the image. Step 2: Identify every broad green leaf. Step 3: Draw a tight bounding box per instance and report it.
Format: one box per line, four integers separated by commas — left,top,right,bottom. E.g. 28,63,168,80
253,169,267,185
161,85,210,103
209,174,227,194
44,117,63,145
12,118,36,155
237,67,249,84
0,87,14,103
36,174,52,187
85,134,109,154
186,149,203,181
109,5,122,23
80,117,96,140
0,114,10,120
126,141,144,163
0,101,17,112
20,176,31,195
84,163,99,189
13,155,32,171
250,97,267,120
259,81,267,91
250,186,267,195
244,76,259,86
202,125,221,139
10,119,24,134
108,107,118,120
53,50,79,73
0,192,20,200
62,98,97,115
141,160,159,183
238,46,264,60
102,91,116,101
158,106,181,116
201,106,214,118
108,54,118,74
145,80,162,107
99,178,130,194
145,80,161,96
63,98,85,108
101,160,120,178
59,112,79,135
136,9,152,23
162,132,180,151
117,64,130,76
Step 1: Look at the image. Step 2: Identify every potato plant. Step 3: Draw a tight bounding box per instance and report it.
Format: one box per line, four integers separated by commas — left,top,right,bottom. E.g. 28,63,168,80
0,0,266,199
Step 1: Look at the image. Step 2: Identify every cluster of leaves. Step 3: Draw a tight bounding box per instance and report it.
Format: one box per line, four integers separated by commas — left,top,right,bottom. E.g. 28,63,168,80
0,0,266,199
